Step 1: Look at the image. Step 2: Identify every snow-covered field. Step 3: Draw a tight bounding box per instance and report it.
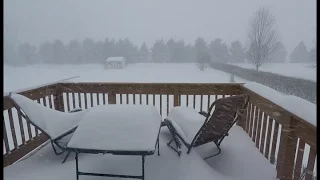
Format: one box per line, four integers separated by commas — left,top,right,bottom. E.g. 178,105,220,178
230,63,316,82
4,63,235,93
3,63,316,179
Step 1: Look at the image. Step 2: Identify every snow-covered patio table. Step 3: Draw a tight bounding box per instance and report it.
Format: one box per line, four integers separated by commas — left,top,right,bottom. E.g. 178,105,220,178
67,104,162,180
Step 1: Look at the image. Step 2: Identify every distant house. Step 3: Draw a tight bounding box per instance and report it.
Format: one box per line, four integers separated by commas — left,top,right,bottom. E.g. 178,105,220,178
104,57,126,69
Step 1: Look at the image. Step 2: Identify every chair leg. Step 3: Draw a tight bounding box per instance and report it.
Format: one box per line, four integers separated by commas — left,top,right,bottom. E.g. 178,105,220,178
157,137,160,156
167,138,181,156
51,141,64,155
62,151,71,163
203,143,221,160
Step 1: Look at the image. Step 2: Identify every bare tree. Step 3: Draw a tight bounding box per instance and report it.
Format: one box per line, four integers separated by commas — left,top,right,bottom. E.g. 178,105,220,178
196,54,210,71
247,7,279,70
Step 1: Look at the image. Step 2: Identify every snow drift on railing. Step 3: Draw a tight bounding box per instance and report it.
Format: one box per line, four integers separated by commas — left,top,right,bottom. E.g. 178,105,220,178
244,82,316,127
3,76,80,96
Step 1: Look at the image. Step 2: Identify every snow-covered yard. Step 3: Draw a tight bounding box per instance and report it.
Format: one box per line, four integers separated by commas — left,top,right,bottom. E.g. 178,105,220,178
230,63,316,82
4,63,233,93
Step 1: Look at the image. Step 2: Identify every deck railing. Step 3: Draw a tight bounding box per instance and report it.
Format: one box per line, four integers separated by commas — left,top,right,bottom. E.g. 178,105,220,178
3,82,316,180
239,86,317,180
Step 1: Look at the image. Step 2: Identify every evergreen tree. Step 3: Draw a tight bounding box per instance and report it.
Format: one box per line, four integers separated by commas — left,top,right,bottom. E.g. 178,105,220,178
229,40,246,63
289,41,308,63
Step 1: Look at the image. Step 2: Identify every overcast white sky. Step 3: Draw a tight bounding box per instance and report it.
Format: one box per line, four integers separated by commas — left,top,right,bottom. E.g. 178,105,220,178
4,0,316,53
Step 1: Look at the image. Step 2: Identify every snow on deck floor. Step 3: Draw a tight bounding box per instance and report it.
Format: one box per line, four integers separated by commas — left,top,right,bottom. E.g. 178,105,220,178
4,127,276,180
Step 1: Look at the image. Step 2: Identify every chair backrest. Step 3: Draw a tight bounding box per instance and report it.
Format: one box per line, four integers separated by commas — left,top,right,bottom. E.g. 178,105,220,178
8,93,83,140
191,94,249,147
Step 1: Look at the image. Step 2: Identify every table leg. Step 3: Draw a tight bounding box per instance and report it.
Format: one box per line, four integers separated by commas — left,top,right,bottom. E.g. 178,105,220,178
75,152,79,180
142,155,145,180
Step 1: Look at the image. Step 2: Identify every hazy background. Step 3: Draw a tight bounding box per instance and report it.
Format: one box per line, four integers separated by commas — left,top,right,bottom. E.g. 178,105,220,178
4,0,316,53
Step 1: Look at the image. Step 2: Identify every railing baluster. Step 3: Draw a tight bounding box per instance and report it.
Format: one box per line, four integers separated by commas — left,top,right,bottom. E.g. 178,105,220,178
252,106,258,141
3,118,10,153
200,95,203,112
78,93,82,108
160,95,162,116
252,106,258,140
8,108,18,149
186,95,189,107
248,104,254,136
48,95,53,109
259,113,268,154
119,94,122,104
166,95,169,116
133,94,136,104
66,93,70,111
84,93,88,109
34,100,41,136
103,93,106,105
90,93,94,107
264,116,273,159
146,94,149,105
293,139,305,180
126,94,129,104
72,93,76,108
270,120,279,164
192,95,196,109
255,109,262,148
207,95,211,110
17,113,25,145
97,93,100,105
43,97,47,107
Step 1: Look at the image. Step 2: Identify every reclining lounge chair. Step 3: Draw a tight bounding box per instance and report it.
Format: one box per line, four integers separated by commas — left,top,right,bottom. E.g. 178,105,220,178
9,93,87,163
161,94,249,159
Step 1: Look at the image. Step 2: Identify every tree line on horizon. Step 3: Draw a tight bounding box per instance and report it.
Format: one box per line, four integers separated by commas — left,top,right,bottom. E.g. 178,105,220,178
3,36,315,67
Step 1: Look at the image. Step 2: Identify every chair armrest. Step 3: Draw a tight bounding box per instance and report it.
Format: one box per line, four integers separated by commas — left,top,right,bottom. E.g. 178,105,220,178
198,111,208,117
68,107,82,113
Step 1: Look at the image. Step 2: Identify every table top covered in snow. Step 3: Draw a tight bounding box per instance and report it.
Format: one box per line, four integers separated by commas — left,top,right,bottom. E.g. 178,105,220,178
67,104,162,154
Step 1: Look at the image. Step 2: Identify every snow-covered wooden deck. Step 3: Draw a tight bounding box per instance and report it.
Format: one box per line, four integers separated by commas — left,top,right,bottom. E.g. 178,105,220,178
4,126,276,180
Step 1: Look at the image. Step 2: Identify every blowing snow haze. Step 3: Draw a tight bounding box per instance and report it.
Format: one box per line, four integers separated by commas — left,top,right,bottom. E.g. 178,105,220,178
4,0,316,53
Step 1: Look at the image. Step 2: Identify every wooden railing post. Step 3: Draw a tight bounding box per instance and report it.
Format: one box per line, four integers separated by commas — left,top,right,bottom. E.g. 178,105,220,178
173,88,180,107
237,103,248,128
276,114,298,180
54,84,65,112
108,87,116,104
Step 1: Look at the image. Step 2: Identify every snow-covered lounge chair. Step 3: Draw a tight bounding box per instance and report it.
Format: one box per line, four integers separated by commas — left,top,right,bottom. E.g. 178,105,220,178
161,94,249,159
8,93,87,163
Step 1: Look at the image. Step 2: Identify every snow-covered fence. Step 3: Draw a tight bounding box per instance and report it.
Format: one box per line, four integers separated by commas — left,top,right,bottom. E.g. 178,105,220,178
239,83,316,180
209,62,316,104
58,82,244,117
3,82,316,180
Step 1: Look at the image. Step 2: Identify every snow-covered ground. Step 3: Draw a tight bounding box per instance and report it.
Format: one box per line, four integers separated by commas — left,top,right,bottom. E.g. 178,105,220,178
4,63,235,93
230,63,316,82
